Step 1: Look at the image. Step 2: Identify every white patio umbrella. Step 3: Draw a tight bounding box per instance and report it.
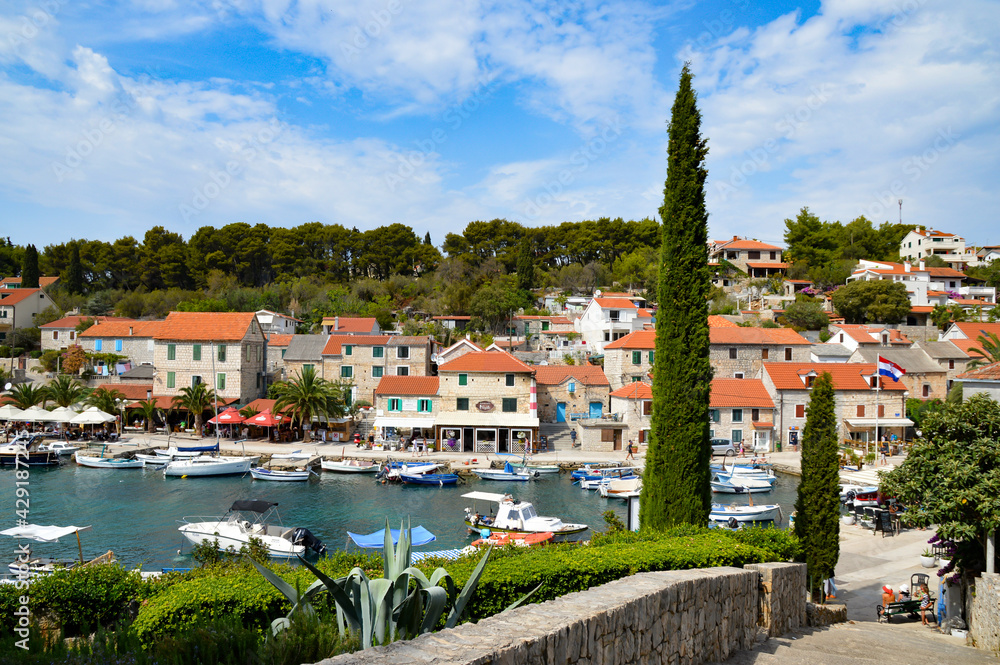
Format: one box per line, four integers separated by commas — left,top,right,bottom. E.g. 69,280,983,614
47,406,80,423
0,404,25,421
19,405,54,422
70,407,117,425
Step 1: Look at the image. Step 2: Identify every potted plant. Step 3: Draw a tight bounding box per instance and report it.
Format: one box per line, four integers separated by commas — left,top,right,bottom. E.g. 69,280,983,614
920,549,937,568
841,512,855,526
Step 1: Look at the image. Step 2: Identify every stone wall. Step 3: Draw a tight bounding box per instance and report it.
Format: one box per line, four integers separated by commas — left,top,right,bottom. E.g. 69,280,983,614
971,572,1000,654
317,563,806,665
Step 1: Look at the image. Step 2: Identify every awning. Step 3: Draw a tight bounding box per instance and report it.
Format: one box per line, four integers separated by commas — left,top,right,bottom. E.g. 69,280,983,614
374,417,437,429
0,525,92,542
844,418,914,428
751,421,774,429
434,412,540,428
347,526,436,549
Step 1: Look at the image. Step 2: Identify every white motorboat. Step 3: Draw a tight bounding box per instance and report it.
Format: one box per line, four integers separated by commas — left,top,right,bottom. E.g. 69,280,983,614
271,450,313,461
163,456,258,477
74,453,144,469
154,448,203,459
0,434,59,466
709,503,782,523
474,462,538,482
321,459,380,473
463,491,588,536
250,467,311,482
710,474,773,494
135,453,171,467
177,500,326,558
597,477,642,499
38,441,80,456
377,461,441,480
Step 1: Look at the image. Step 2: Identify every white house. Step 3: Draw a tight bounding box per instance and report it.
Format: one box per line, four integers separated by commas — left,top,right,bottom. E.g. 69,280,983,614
899,227,980,269
255,310,300,335
575,297,652,354
0,288,58,343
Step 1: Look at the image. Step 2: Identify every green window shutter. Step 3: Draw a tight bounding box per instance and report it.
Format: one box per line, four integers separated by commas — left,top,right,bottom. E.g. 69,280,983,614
341,366,353,378
217,373,226,390
345,345,352,356
459,374,468,386
505,373,515,386
303,364,314,373
373,347,384,358
632,351,641,365
542,321,549,331
372,366,383,377
193,344,201,361
457,398,469,411
648,351,655,363
502,398,517,412
167,343,175,360
166,371,175,389
218,345,226,362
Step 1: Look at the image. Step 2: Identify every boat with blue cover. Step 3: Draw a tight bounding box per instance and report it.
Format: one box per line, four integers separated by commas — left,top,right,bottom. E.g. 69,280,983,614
474,461,538,481
399,472,460,486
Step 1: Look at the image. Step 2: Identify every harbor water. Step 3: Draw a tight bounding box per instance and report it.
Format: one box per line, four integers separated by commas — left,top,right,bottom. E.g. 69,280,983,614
1,464,799,569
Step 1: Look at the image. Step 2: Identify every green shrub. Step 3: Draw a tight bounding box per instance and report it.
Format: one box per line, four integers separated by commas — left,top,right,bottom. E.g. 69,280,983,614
260,612,360,665
29,564,147,635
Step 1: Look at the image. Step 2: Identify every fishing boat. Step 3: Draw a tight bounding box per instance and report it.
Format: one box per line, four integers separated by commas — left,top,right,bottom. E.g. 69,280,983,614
271,450,313,461
321,459,379,473
250,467,312,482
597,477,642,499
399,472,460,486
176,442,220,453
708,503,782,523
840,484,878,503
500,454,560,474
712,466,776,484
462,492,589,536
376,460,441,481
163,456,258,477
474,461,538,481
710,474,773,494
0,434,59,466
153,448,203,459
135,453,171,467
470,531,554,547
571,466,638,482
74,453,144,469
177,500,326,558
38,441,81,457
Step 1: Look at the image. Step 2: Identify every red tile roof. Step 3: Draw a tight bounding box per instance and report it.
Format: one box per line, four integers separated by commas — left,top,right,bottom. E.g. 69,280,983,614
534,365,609,386
80,319,163,338
716,239,782,251
515,315,573,324
784,279,813,284
745,262,789,269
437,350,535,373
97,383,153,400
40,315,122,329
763,363,906,391
708,315,739,328
604,330,655,350
321,317,379,333
710,379,774,408
950,322,1000,339
593,297,638,309
374,376,439,396
957,361,1000,381
831,324,911,346
952,299,994,306
925,267,966,278
913,229,956,238
153,312,258,342
432,315,472,320
610,381,652,399
636,308,654,318
709,327,811,346
0,276,59,288
0,288,45,305
267,334,293,348
910,306,934,313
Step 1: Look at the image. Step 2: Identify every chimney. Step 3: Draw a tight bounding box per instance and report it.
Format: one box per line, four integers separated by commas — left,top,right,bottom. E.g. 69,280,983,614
904,263,910,273
334,316,339,331
733,235,738,240
129,326,133,336
918,260,925,271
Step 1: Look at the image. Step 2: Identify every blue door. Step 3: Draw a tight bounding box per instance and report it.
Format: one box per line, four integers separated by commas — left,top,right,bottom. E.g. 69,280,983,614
556,402,567,423
589,402,603,418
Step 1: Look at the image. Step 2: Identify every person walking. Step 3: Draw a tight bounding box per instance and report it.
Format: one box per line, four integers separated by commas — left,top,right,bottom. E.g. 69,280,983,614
625,440,635,460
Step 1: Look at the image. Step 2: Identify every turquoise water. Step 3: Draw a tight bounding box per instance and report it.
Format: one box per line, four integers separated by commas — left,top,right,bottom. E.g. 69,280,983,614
0,465,799,570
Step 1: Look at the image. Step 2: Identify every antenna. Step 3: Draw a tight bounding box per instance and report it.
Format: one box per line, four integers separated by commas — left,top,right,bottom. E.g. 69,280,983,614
898,199,902,224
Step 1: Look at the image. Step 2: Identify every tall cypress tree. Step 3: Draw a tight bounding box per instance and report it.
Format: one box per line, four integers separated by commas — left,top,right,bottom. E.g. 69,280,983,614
640,63,712,529
21,244,39,288
793,372,841,600
516,238,535,293
66,242,84,295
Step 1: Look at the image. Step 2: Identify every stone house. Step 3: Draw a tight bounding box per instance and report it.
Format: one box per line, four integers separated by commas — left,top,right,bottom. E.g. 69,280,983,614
608,381,652,446
372,375,440,444
151,311,266,404
40,315,118,352
603,330,656,390
431,315,471,332
826,324,912,353
941,322,1000,357
708,238,786,278
321,335,435,405
708,327,811,379
433,350,539,453
848,347,948,401
761,363,910,447
708,378,776,452
78,319,162,374
320,316,380,335
434,338,484,366
956,362,1000,402
914,340,973,391
575,297,652,354
0,288,58,343
264,333,293,377
534,365,610,424
281,335,328,381
573,419,629,453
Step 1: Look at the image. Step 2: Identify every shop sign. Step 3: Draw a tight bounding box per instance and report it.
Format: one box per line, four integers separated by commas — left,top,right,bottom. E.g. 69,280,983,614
475,400,494,412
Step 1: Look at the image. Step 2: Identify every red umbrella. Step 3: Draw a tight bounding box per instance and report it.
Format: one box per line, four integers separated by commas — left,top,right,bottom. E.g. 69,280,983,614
246,410,283,427
208,407,244,425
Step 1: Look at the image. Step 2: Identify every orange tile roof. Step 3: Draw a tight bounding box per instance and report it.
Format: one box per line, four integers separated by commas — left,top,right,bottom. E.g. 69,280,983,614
636,308,654,318
153,312,258,342
784,279,813,284
710,378,774,408
593,297,638,309
267,334,293,347
913,229,956,238
534,365,609,386
97,383,153,400
708,315,739,328
950,322,1000,339
321,317,379,333
40,315,122,329
610,381,652,399
432,315,472,320
710,327,811,346
925,267,966,278
321,335,392,355
763,363,907,391
957,361,1000,381
374,376,439,396
952,299,994,306
910,306,934,313
515,315,573,324
716,239,783,251
604,330,655,350
745,262,789,269
0,276,59,288
437,350,534,373
80,319,163,338
0,288,45,305
831,324,911,346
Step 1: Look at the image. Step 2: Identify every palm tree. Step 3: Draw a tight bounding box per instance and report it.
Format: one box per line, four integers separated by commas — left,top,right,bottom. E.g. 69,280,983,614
239,405,260,419
171,382,217,437
7,382,48,410
272,366,345,442
968,332,1000,369
133,399,160,434
86,386,126,415
45,374,89,408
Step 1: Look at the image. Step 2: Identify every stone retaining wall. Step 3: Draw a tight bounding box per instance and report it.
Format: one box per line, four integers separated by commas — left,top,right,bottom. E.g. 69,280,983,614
971,572,1000,654
317,563,806,665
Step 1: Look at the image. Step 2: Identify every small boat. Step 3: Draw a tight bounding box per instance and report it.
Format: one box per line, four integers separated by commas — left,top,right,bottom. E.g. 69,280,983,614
470,531,554,547
135,453,171,467
38,441,81,456
597,477,642,499
840,484,878,503
710,474,773,494
74,453,144,469
163,456,258,477
154,448,203,459
572,466,638,482
500,455,560,474
709,503,782,523
474,462,538,482
712,467,776,485
0,434,59,466
176,442,220,453
178,500,326,558
271,450,313,461
399,472,460,486
463,491,588,536
322,459,379,473
250,467,311,482
377,460,441,480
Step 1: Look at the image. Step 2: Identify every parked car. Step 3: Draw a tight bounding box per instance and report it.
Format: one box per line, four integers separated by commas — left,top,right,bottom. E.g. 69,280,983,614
710,438,737,457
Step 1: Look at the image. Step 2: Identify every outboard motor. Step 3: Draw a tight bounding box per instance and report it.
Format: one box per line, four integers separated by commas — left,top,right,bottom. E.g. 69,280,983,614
292,528,327,557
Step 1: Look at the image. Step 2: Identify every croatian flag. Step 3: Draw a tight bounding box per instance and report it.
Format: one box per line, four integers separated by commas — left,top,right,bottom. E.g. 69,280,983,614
877,355,905,382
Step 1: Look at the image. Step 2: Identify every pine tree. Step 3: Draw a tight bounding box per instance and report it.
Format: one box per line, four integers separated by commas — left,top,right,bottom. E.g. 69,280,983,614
793,372,841,600
21,244,39,288
66,242,84,294
516,238,534,293
424,232,432,245
640,63,712,529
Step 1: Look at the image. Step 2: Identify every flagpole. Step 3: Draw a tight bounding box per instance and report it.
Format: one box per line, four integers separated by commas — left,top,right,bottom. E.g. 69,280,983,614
874,374,880,457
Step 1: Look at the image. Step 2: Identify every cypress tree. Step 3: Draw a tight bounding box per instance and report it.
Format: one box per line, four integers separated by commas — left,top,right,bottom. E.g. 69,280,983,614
516,239,534,293
66,242,84,295
21,244,39,288
640,63,712,529
793,372,841,600
424,232,432,245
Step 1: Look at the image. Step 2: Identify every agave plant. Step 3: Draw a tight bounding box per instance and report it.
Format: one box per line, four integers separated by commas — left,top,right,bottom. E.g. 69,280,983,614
254,519,538,649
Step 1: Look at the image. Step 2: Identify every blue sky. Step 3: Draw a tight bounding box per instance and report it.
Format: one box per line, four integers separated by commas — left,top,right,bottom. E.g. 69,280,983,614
1,0,998,251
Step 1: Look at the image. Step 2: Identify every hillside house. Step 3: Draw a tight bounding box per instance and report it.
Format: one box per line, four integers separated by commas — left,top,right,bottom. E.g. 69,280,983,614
708,237,786,278
321,317,381,335
0,289,58,343
78,319,161,373
575,297,652,354
710,378,776,453
534,365,610,424
898,227,980,269
848,347,948,401
40,315,119,352
255,310,300,335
